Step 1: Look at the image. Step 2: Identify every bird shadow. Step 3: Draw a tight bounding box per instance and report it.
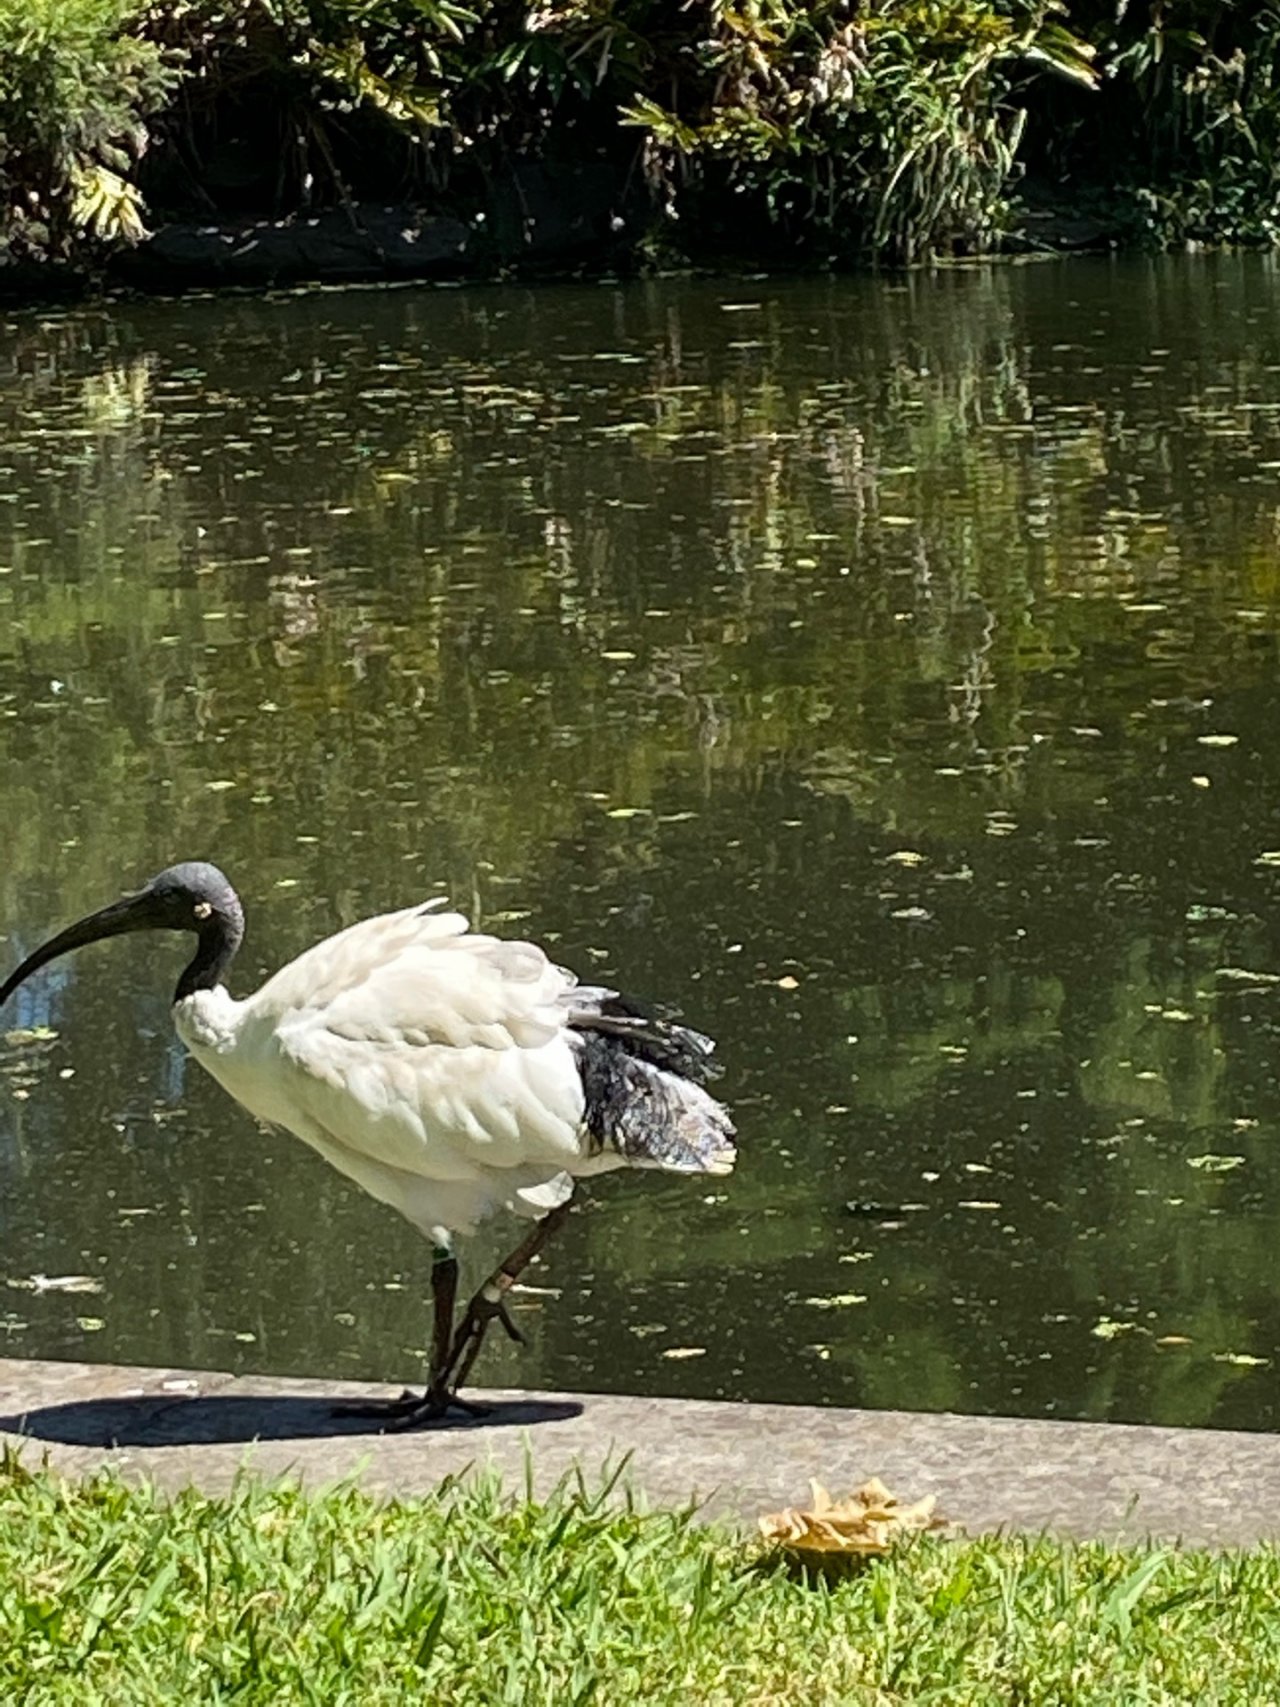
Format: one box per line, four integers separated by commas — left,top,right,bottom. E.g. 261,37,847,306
0,1391,583,1449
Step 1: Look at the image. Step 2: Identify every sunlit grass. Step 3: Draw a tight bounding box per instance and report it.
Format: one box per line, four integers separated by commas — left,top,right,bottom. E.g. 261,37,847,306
4,1451,1280,1703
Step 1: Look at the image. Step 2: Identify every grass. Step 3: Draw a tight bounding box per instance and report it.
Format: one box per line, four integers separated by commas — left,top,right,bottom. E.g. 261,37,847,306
4,1450,1280,1705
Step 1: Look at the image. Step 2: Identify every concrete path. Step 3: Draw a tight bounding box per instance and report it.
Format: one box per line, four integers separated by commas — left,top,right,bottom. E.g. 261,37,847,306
0,1355,1273,1548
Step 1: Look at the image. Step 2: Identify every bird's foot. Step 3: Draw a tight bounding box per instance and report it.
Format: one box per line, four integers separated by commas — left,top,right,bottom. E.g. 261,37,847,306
453,1285,527,1354
381,1388,488,1432
332,1386,488,1429
429,1284,528,1401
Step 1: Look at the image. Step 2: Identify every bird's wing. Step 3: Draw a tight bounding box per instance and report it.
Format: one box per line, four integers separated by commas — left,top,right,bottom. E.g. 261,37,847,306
249,903,590,1183
257,900,575,1048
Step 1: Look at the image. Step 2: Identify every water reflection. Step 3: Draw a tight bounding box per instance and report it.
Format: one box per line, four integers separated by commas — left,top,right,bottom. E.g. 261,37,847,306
3,257,1280,1428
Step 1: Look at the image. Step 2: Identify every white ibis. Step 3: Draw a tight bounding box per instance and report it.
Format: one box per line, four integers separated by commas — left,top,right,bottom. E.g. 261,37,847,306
0,863,735,1426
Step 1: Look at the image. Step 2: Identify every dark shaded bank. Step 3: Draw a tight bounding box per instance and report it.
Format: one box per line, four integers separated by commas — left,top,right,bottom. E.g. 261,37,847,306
55,205,1146,308
110,159,646,295
0,203,1121,306
0,171,1124,305
0,160,652,302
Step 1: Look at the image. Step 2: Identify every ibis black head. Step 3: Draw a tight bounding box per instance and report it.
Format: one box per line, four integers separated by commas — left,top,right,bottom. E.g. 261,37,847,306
0,862,246,1009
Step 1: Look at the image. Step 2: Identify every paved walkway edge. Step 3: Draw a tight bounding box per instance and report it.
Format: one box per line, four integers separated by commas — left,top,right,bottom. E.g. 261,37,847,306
0,1355,1272,1547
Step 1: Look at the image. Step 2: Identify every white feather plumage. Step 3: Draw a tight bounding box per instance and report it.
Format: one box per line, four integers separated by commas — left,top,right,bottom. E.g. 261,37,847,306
174,898,726,1248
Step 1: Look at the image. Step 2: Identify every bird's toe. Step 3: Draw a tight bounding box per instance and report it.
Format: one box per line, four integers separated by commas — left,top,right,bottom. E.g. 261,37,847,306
456,1290,526,1348
331,1386,423,1422
497,1301,527,1345
382,1390,490,1431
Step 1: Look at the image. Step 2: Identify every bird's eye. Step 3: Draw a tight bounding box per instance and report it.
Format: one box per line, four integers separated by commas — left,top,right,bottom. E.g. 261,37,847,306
193,901,213,921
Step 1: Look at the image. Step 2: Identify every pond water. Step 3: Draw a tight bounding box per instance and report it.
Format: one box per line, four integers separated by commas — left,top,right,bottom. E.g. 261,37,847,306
3,257,1280,1430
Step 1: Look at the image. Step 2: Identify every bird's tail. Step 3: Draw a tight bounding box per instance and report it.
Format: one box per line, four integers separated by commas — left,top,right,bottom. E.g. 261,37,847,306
568,992,737,1176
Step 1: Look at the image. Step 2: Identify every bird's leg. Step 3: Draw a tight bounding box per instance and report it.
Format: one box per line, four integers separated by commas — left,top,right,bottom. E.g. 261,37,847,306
334,1246,480,1425
439,1195,575,1398
427,1244,459,1393
337,1201,574,1431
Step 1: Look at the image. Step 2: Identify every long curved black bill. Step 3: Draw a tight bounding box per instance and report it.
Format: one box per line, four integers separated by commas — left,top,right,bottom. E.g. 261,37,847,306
0,893,158,1009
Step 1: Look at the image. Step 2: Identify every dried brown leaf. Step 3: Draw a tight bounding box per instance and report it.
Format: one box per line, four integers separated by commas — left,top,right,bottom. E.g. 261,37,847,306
759,1476,944,1562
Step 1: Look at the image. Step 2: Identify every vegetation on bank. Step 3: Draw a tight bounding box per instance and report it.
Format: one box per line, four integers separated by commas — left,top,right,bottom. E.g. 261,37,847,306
1,1,1279,278
5,1455,1280,1703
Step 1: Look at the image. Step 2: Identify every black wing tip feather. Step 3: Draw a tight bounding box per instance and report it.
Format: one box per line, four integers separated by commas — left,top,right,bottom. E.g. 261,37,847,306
568,992,721,1086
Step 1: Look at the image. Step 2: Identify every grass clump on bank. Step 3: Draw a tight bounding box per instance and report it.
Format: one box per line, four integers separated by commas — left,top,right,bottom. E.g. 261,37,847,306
5,1451,1280,1704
